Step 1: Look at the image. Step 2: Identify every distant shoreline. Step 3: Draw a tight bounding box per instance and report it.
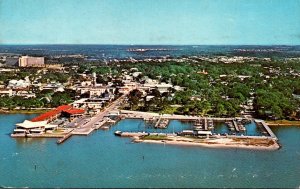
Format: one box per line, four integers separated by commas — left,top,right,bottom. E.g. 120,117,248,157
0,109,48,114
266,120,300,126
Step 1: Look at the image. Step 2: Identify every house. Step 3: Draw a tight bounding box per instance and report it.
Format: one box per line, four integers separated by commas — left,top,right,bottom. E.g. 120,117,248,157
15,90,36,98
146,95,155,101
142,82,173,93
72,98,104,109
0,89,14,97
7,79,30,89
41,82,64,92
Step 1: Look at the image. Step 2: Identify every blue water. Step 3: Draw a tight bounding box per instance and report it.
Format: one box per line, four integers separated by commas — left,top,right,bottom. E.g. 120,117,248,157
1,45,300,60
1,114,300,188
213,122,230,134
114,119,192,133
213,121,264,136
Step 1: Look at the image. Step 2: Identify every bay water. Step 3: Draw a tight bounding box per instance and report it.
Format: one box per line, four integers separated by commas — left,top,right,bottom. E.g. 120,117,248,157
1,114,300,188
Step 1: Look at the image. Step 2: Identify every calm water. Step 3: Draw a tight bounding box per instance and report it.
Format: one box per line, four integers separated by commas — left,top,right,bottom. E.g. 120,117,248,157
1,114,300,188
213,121,264,136
1,45,300,59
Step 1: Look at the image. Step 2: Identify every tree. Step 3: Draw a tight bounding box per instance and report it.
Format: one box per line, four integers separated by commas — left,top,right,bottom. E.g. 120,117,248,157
216,103,226,117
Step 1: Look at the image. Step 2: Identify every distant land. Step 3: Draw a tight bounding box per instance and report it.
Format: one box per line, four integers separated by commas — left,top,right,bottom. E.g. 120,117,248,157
1,45,300,61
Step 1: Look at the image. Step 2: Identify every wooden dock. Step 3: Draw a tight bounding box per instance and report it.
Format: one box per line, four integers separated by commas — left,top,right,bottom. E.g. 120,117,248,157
233,120,240,132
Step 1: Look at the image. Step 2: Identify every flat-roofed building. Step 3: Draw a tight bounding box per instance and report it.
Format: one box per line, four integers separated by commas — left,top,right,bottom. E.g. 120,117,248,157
19,56,44,67
5,57,19,67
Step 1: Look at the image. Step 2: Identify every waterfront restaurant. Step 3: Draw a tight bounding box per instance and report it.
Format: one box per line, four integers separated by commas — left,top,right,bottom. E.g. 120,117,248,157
13,120,58,136
31,105,73,122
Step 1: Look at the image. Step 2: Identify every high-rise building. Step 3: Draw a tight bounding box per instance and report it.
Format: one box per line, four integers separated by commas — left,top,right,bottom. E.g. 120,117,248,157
18,56,44,67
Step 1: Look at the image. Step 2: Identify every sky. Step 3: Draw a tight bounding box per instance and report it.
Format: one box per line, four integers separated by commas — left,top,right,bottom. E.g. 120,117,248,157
0,0,300,45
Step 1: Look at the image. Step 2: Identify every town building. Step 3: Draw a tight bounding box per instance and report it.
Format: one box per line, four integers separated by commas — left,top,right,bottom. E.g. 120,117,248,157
5,57,19,67
31,105,85,122
19,56,44,67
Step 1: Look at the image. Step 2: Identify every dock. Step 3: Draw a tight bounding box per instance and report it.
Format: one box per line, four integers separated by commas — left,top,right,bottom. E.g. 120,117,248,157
57,130,73,144
255,120,278,140
233,120,240,132
204,118,208,130
154,116,162,128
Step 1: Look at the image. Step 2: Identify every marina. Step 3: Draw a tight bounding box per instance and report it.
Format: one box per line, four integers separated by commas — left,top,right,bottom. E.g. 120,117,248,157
10,98,279,149
1,0,300,186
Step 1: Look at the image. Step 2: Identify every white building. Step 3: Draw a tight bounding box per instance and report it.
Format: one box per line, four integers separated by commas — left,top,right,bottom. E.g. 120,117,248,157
0,89,14,96
7,79,30,89
19,56,44,67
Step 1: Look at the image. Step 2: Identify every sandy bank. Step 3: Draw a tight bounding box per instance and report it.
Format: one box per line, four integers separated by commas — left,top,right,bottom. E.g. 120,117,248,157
134,137,280,150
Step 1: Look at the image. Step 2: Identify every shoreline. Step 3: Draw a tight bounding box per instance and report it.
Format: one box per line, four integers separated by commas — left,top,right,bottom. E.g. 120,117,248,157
3,108,300,126
135,139,280,150
0,109,49,114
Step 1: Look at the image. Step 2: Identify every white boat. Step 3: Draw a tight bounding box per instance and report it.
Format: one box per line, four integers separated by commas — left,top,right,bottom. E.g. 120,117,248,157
114,130,122,136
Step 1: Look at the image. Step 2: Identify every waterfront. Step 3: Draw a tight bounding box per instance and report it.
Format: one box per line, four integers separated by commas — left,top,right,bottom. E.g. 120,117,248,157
1,114,300,188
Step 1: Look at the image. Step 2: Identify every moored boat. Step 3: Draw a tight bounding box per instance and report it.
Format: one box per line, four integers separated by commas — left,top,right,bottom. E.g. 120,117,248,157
114,130,122,136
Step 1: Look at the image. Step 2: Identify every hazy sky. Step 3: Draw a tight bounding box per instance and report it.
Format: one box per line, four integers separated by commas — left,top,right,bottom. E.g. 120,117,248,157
0,0,300,45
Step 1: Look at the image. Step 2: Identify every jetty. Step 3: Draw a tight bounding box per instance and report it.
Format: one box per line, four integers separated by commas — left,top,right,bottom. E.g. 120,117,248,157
57,129,73,144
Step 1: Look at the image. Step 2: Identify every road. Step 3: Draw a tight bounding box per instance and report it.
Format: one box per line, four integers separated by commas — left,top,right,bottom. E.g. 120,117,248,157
72,94,127,135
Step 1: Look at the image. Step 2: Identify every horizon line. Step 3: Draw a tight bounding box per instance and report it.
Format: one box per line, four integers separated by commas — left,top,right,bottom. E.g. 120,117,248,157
0,43,300,46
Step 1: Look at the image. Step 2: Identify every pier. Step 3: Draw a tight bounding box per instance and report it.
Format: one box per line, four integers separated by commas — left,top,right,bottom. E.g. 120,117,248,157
232,120,240,132
57,130,73,144
204,118,208,130
154,116,162,128
54,95,127,144
255,119,278,140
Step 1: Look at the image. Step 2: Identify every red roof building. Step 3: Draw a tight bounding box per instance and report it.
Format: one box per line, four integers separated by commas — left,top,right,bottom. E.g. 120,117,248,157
56,105,73,111
31,105,73,122
63,109,85,115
